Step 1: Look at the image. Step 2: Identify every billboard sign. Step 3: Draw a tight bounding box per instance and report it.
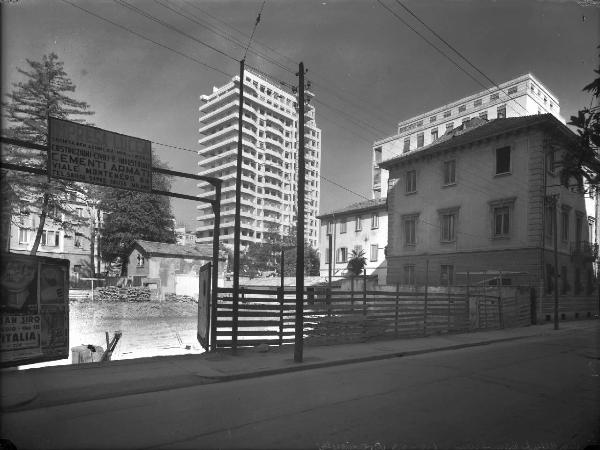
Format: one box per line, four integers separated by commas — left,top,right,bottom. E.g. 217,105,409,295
197,262,211,351
0,253,70,367
49,117,152,192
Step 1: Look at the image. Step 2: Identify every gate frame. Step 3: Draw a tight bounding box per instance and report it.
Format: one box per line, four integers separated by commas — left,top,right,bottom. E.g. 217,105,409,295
1,131,223,351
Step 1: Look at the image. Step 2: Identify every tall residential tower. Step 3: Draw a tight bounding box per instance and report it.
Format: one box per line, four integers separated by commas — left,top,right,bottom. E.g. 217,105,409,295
196,70,321,249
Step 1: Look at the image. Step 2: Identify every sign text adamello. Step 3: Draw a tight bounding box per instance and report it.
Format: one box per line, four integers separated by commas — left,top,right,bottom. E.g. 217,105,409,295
49,118,152,192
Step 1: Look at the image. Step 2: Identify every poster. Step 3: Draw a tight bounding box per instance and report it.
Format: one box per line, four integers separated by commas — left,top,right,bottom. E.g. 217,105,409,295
0,254,69,367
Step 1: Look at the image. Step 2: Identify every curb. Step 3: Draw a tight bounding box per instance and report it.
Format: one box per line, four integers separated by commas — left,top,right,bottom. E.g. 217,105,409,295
2,324,587,412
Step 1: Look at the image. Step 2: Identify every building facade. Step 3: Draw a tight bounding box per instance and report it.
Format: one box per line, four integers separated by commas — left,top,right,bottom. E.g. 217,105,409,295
318,198,388,283
196,70,321,249
8,197,103,283
372,74,563,199
379,115,596,294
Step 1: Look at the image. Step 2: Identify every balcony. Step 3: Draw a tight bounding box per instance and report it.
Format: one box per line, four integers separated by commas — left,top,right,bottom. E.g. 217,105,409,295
570,241,598,263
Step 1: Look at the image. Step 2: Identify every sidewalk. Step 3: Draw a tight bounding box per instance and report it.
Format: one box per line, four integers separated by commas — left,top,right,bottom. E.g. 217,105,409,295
2,320,597,412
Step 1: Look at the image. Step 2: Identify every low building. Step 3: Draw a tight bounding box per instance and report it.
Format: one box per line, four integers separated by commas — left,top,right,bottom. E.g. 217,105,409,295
318,198,388,283
125,240,226,298
379,114,596,300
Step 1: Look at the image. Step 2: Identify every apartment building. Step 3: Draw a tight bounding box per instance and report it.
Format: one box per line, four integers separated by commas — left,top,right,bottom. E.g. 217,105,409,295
379,114,596,296
196,70,321,249
318,198,388,283
8,194,103,282
372,74,562,199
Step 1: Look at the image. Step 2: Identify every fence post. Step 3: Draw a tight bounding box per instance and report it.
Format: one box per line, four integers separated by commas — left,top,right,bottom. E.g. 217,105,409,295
278,286,284,346
395,283,400,337
362,271,367,316
326,287,332,317
447,285,452,331
350,276,355,308
423,259,429,336
498,272,504,329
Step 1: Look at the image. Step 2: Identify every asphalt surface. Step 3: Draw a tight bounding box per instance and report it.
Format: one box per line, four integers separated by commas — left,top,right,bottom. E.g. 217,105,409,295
1,321,598,449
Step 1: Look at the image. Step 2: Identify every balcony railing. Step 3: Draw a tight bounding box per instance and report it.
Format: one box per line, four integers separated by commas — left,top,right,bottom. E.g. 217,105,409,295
570,241,598,262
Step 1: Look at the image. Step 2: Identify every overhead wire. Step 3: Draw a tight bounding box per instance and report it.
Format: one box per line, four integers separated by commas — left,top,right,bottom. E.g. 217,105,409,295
60,0,231,77
376,0,529,118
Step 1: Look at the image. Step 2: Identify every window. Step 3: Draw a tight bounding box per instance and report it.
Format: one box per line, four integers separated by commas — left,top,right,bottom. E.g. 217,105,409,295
440,265,454,286
340,220,347,234
507,86,518,95
41,230,59,247
545,204,555,239
444,160,456,185
374,147,382,163
18,228,29,244
497,104,507,119
430,115,437,123
461,117,469,125
561,210,569,242
493,207,510,237
371,212,379,229
574,268,582,294
416,132,424,148
327,220,333,235
479,111,488,120
403,215,418,246
355,216,362,231
446,122,454,132
337,247,348,263
490,93,500,101
547,149,556,174
440,212,457,242
495,146,511,174
76,207,83,217
405,170,417,193
431,128,438,141
404,265,415,286
458,104,466,112
443,111,451,118
474,99,482,107
561,266,569,294
370,244,378,262
136,254,144,267
403,138,410,153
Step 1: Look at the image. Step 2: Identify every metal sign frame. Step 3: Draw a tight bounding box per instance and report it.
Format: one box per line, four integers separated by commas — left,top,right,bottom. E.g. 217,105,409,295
1,121,223,355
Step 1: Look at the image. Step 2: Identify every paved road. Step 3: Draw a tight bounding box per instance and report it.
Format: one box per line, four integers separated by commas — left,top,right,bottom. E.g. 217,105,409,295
2,325,598,449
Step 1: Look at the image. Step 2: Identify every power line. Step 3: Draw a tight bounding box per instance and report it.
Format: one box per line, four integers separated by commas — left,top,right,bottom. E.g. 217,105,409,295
61,0,231,77
394,0,530,117
114,0,238,63
243,1,266,60
376,0,528,118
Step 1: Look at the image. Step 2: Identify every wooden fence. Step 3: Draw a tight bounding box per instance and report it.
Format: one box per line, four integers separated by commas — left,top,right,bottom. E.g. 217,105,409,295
213,287,469,349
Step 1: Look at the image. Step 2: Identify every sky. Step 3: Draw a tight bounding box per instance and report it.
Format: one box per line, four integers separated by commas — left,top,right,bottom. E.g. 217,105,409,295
2,0,599,229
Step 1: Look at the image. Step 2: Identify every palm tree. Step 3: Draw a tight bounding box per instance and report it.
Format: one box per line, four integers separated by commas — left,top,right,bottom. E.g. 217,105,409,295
347,249,367,277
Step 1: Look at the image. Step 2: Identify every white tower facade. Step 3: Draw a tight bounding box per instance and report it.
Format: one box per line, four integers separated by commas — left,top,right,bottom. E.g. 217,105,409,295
196,70,321,249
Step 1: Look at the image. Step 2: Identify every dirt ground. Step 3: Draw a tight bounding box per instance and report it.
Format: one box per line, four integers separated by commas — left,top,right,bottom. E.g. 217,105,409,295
69,300,205,360
20,299,205,369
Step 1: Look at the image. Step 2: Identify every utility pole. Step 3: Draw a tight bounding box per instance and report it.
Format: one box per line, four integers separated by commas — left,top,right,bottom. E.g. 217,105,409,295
294,62,306,363
328,233,333,288
232,59,245,353
549,194,560,330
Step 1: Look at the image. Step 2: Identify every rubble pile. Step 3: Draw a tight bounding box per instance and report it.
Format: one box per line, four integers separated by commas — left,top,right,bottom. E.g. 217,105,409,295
164,293,197,303
95,286,152,302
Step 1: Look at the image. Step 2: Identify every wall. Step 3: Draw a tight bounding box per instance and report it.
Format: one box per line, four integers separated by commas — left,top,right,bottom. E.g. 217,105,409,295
385,125,592,287
319,207,388,283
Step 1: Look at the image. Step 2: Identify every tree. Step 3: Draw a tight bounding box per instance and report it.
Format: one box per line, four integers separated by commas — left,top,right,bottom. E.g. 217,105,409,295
346,248,367,277
239,225,320,278
561,47,600,191
2,53,94,254
98,161,176,275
